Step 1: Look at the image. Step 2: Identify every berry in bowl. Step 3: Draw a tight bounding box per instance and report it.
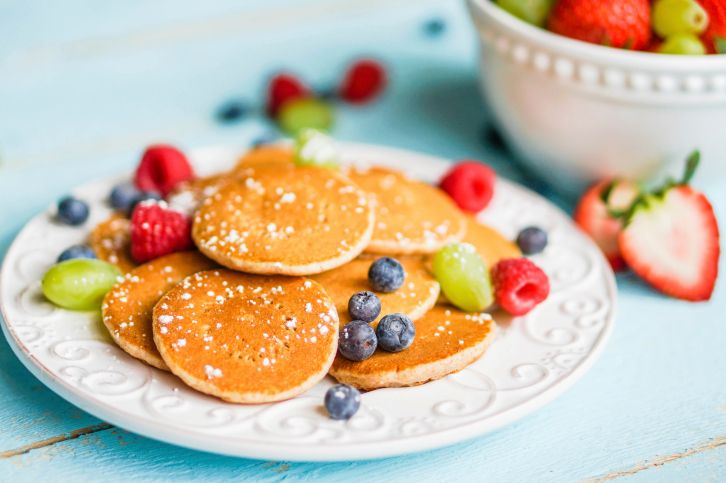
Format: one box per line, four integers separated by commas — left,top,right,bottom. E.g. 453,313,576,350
467,0,726,195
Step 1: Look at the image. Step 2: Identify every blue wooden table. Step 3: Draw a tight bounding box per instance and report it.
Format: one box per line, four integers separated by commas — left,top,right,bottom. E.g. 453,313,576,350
1,0,725,480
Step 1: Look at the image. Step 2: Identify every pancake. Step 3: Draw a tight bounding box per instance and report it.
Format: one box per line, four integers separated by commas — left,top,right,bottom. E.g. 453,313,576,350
347,166,467,255
90,213,138,273
192,164,374,275
167,175,232,216
310,258,439,325
167,146,294,215
232,145,294,173
462,217,521,267
102,251,218,370
152,269,339,403
329,305,496,390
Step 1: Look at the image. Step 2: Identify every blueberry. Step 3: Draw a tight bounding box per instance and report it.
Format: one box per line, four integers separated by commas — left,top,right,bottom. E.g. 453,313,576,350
324,384,361,420
57,197,89,226
57,245,97,263
348,291,381,323
110,182,140,210
483,124,508,153
424,18,446,37
376,313,415,353
216,100,250,123
128,191,162,216
338,321,377,361
368,257,405,293
516,226,548,255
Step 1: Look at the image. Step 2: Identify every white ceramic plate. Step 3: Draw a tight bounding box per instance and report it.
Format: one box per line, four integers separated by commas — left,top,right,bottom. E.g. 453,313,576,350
0,143,616,461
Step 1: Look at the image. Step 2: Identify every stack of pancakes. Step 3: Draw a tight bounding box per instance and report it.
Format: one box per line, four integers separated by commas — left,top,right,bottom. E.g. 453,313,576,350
97,146,519,403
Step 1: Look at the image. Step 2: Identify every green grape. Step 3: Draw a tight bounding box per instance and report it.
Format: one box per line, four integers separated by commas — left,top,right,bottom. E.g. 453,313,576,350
495,0,553,27
42,259,122,310
432,243,493,313
652,0,709,38
294,128,340,169
278,97,334,135
659,33,706,55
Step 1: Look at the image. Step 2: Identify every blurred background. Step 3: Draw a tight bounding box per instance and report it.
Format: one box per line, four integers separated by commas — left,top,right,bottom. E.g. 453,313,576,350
0,0,536,193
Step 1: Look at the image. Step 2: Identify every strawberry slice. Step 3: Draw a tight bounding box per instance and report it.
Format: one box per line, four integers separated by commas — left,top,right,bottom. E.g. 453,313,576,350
574,178,639,271
618,153,720,302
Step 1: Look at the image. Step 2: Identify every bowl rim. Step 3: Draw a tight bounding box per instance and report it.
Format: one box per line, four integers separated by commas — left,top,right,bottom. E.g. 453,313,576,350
468,0,726,72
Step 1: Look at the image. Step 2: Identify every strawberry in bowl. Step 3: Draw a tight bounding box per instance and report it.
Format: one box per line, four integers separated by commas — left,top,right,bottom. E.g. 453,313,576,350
492,0,724,55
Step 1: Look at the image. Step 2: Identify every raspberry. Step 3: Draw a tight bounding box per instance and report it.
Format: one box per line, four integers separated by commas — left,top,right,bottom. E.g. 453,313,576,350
339,59,387,104
134,145,195,197
491,258,550,316
266,73,309,118
129,201,193,263
439,160,497,213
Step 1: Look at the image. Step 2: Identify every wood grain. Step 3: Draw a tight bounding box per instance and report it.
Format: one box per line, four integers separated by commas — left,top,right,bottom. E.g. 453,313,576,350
0,0,725,480
0,424,113,459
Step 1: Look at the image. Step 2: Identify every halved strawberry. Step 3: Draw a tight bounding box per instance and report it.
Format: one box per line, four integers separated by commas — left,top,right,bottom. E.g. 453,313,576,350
618,153,720,301
574,178,639,271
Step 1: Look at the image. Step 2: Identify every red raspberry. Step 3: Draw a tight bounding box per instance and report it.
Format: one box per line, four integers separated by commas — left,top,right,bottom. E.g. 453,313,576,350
134,145,195,197
439,160,497,213
491,258,550,316
266,73,309,117
339,59,387,104
129,200,193,263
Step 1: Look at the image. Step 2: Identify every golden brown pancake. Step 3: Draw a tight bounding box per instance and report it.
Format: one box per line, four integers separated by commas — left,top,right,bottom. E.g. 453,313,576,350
153,269,338,403
462,216,521,267
329,306,496,390
102,251,218,370
167,175,232,216
310,258,439,325
192,164,374,275
90,213,138,273
232,145,294,173
347,166,467,255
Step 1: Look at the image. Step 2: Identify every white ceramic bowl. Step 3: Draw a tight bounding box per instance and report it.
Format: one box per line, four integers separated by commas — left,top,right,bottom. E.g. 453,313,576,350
467,0,726,195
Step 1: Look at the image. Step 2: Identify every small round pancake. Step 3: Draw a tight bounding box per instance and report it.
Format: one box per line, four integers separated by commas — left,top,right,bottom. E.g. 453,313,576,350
167,174,232,216
310,258,440,325
152,269,339,403
167,146,293,215
462,217,521,267
347,167,467,255
232,145,294,173
329,306,496,390
90,213,138,273
102,251,218,370
192,164,375,275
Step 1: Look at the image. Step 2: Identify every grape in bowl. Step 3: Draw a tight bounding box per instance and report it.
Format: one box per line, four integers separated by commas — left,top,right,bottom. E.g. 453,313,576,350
467,0,726,195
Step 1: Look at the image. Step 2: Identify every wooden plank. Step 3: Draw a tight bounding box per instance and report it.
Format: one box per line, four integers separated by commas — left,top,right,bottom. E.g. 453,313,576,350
581,437,726,482
0,424,113,459
1,0,725,480
0,331,105,453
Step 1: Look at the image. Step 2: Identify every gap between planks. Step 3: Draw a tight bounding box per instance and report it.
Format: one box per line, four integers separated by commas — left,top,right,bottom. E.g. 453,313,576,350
0,423,114,458
580,436,726,482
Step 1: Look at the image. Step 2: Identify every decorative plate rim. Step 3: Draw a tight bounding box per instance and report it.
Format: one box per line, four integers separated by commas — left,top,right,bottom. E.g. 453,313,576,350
0,142,617,461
